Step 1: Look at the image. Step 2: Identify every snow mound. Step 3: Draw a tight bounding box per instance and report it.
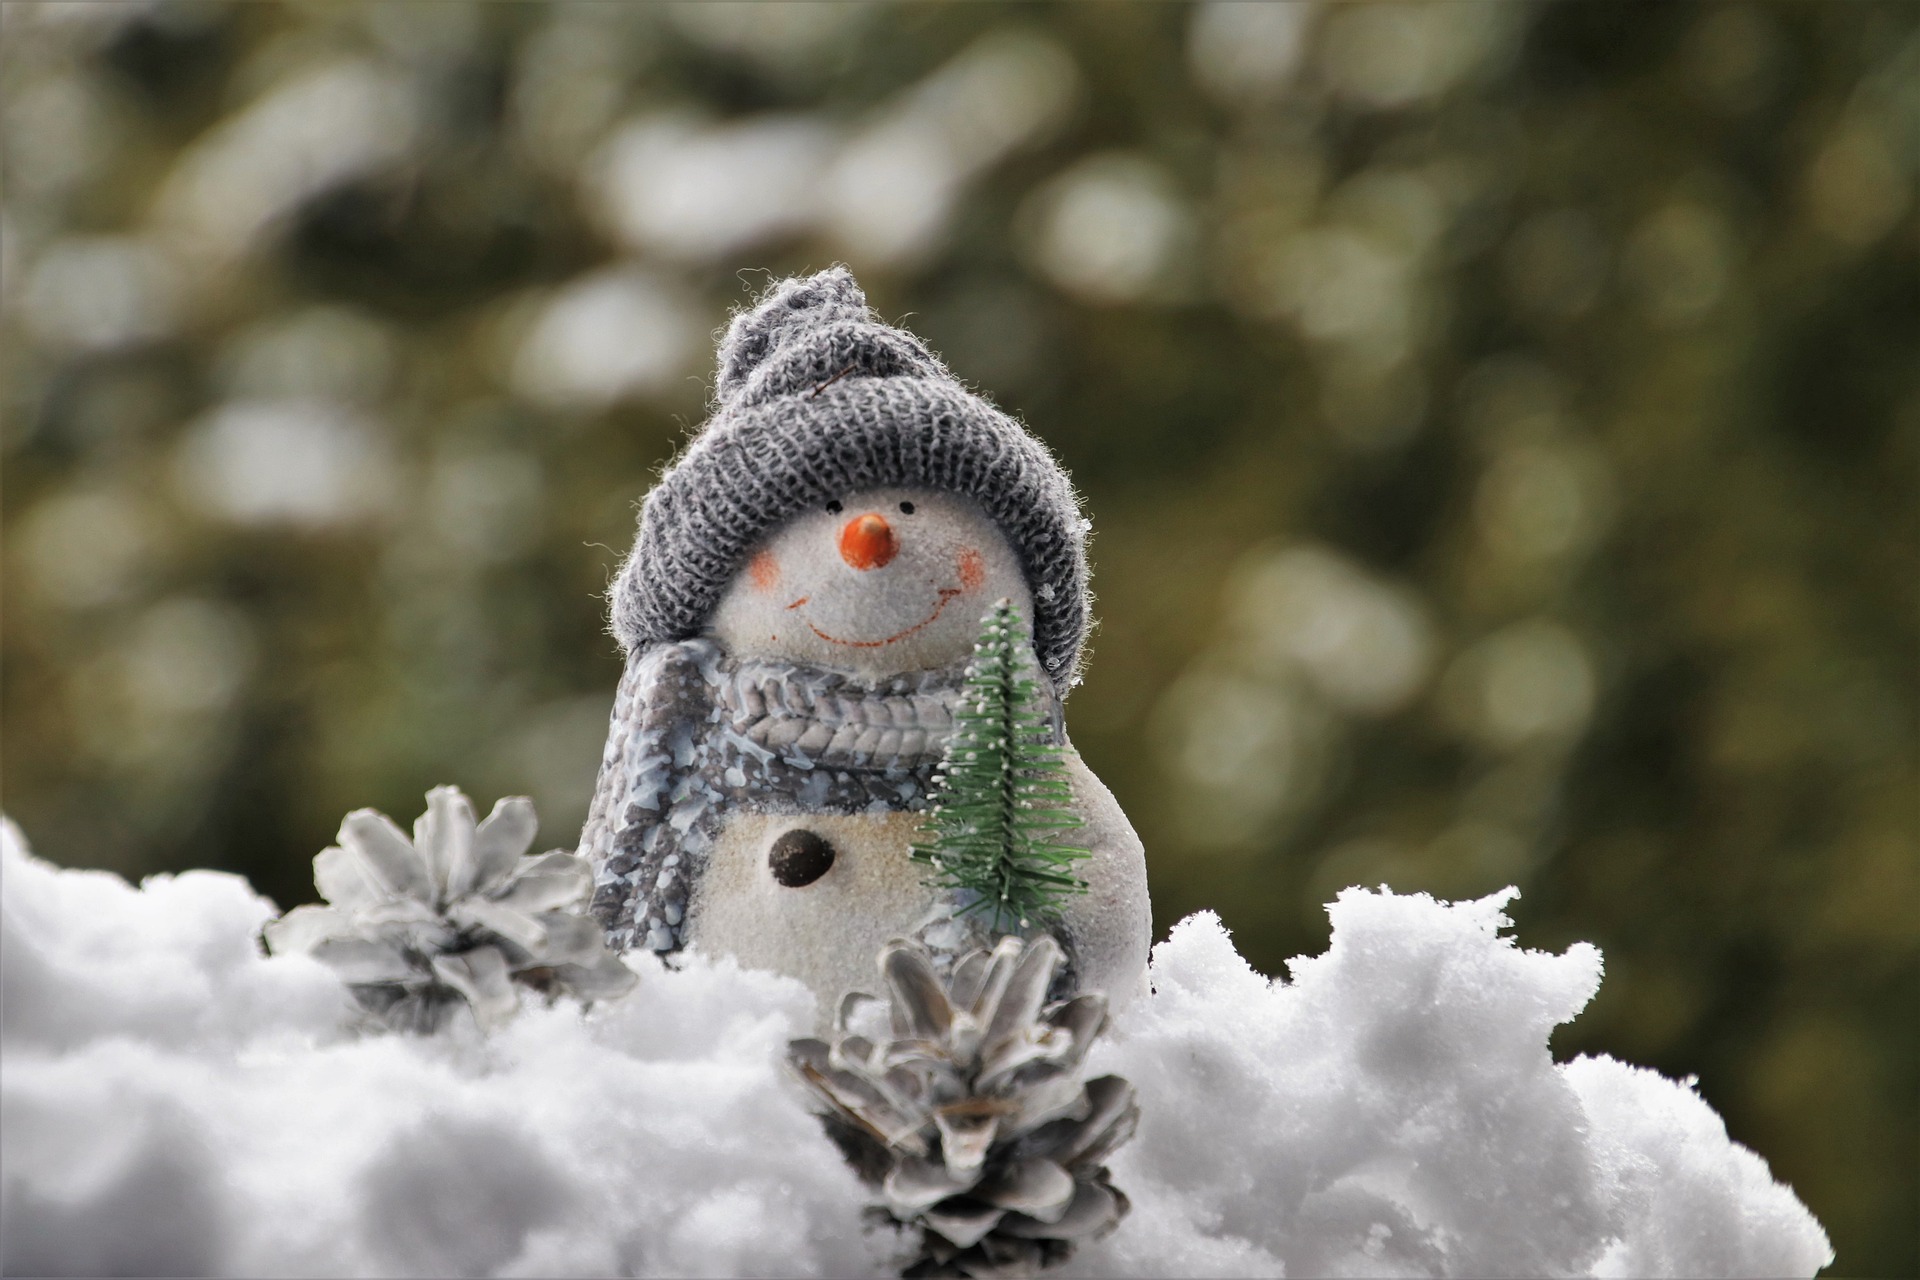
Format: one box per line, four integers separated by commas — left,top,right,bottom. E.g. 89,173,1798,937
0,821,878,1278
1,820,1830,1278
1072,900,1831,1278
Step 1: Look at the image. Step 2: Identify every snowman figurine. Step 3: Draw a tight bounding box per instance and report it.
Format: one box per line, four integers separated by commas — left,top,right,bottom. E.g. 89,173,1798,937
578,268,1149,1014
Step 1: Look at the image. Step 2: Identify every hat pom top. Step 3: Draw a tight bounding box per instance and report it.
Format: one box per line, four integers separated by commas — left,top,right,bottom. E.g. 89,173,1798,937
713,267,941,411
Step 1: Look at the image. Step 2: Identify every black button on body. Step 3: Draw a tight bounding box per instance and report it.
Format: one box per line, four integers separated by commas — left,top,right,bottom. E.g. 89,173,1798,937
769,828,835,887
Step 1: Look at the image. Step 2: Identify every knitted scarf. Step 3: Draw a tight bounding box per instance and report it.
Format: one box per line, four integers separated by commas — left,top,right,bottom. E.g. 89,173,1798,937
583,641,1063,954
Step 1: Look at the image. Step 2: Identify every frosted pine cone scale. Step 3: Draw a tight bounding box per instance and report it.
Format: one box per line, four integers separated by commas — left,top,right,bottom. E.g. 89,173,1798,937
265,786,637,1033
789,934,1137,1278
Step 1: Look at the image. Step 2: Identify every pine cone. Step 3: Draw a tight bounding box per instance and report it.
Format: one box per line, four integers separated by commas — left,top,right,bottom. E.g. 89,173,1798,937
264,786,636,1032
789,935,1137,1278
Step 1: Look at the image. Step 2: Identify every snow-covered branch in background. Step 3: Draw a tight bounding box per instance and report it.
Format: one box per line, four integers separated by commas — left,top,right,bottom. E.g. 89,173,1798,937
0,820,1830,1278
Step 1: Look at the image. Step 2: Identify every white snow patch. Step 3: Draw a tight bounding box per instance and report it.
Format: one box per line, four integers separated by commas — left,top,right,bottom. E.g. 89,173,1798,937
588,112,836,263
510,266,701,410
1070,900,1830,1278
172,397,397,529
1,820,1830,1278
19,235,183,354
154,60,418,259
1,820,877,1278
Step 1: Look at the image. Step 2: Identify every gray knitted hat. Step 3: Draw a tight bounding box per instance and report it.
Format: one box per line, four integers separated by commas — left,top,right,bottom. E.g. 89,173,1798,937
610,267,1090,693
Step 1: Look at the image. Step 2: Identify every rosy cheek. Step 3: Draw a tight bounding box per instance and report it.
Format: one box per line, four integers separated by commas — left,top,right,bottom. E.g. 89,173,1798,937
957,547,986,592
749,550,780,593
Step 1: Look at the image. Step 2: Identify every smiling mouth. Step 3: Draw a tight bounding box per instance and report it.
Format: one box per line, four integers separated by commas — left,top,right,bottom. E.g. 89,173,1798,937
792,586,966,649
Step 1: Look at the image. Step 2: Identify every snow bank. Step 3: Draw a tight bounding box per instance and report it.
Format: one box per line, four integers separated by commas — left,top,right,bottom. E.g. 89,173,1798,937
1,820,1830,1278
1071,900,1831,1278
0,821,878,1278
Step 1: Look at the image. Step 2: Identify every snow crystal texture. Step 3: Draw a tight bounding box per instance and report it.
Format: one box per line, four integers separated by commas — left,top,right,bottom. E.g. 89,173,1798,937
1,820,1830,1278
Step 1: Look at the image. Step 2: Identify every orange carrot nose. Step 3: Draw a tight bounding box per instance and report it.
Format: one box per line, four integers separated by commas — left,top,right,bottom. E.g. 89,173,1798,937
838,512,898,570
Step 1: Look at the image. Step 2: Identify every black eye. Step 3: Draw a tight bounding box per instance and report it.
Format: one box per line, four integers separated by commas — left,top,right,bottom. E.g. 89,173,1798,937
899,501,915,514
825,500,843,514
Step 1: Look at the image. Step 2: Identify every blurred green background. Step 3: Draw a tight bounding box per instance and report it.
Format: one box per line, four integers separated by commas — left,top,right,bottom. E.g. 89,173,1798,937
3,1,1914,1272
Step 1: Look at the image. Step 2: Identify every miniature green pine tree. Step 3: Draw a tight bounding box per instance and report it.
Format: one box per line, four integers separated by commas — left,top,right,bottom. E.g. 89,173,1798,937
911,598,1090,931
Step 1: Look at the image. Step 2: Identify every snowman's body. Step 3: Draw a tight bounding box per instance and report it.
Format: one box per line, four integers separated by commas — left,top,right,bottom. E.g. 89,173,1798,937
580,488,1150,1015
